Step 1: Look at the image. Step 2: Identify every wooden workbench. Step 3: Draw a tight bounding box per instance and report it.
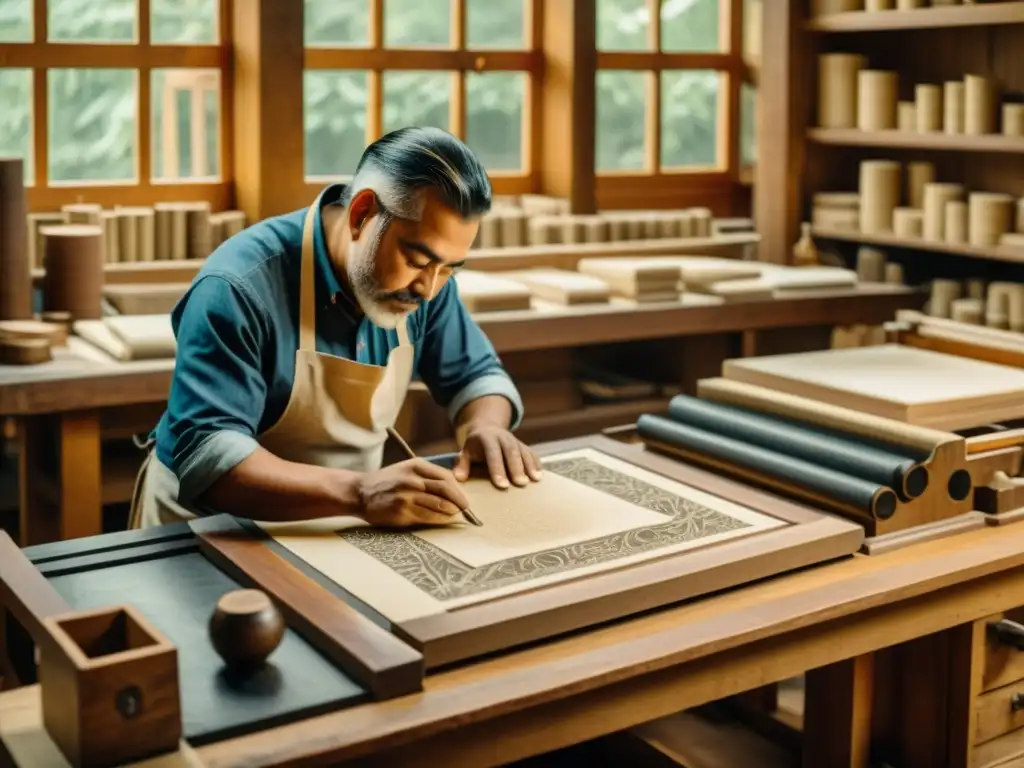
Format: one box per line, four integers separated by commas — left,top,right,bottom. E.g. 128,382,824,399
3,520,1024,767
0,285,920,546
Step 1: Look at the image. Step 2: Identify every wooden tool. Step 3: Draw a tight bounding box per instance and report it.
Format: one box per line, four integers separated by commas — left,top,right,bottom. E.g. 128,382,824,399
208,589,286,670
40,604,182,767
386,425,483,526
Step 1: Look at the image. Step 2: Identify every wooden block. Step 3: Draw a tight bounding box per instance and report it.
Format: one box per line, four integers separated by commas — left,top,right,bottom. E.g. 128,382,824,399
194,518,424,700
454,270,533,312
40,604,182,767
102,283,190,316
502,268,611,305
0,337,51,365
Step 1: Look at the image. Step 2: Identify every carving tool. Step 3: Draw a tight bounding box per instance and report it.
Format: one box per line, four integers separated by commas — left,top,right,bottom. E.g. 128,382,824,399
386,426,483,526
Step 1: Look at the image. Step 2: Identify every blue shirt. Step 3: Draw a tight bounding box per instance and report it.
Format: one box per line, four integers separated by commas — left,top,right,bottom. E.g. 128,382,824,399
154,184,523,506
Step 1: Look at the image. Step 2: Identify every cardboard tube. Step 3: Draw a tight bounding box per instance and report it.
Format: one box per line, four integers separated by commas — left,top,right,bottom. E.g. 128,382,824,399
1003,104,1024,137
907,162,935,209
897,102,917,132
858,71,898,131
943,81,965,134
944,200,968,243
968,192,1013,246
964,74,995,135
859,160,901,233
818,54,866,128
915,85,942,133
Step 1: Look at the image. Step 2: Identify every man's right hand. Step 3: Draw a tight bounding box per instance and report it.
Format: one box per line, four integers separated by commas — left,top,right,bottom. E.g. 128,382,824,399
354,458,471,528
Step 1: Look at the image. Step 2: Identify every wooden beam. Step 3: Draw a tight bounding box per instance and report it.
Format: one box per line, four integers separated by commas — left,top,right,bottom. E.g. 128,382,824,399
539,0,597,213
754,1,809,263
231,0,305,223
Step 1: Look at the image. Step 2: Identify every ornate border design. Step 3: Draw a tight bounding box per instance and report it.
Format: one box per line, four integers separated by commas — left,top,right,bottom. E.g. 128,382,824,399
338,454,754,601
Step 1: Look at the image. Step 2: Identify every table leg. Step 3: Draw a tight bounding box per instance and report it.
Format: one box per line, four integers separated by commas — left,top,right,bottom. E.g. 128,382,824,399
803,654,874,768
16,417,50,546
57,410,102,541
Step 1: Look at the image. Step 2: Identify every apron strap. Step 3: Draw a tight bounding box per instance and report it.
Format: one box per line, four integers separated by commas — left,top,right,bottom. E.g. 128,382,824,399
298,192,325,352
396,317,411,347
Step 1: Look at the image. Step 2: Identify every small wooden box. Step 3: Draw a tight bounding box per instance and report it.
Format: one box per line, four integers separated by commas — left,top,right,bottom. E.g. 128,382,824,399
39,604,181,768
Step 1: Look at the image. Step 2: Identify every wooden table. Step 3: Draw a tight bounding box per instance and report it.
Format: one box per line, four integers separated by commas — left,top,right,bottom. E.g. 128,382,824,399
2,521,1023,767
0,285,921,546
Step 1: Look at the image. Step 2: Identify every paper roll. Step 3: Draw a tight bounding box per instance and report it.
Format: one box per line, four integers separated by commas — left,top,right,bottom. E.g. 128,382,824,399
907,162,935,209
968,192,1013,246
857,71,898,131
897,102,917,132
858,160,901,234
964,75,995,135
950,298,983,325
943,81,965,134
1003,104,1024,137
922,183,964,241
893,208,924,238
915,85,942,133
944,200,968,243
818,54,866,128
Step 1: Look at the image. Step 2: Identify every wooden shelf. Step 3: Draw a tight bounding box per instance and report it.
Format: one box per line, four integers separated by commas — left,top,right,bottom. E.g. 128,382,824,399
808,128,1024,154
812,227,1024,264
806,2,1024,32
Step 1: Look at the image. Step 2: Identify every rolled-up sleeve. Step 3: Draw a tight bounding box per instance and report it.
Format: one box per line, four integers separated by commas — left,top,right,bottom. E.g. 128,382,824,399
162,274,270,505
416,279,524,429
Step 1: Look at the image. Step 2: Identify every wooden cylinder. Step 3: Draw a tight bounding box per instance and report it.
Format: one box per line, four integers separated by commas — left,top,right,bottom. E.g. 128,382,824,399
884,262,905,284
865,0,894,9
812,0,862,14
922,183,964,241
950,298,984,325
968,192,1013,246
818,54,866,129
856,246,887,282
914,85,942,133
857,71,899,131
907,162,935,209
0,158,31,320
964,75,996,135
896,0,925,7
929,278,961,318
944,200,968,243
893,208,924,238
155,202,189,260
41,224,104,320
859,160,901,233
897,102,917,132
943,81,965,134
1002,104,1024,137
117,211,139,262
184,202,213,259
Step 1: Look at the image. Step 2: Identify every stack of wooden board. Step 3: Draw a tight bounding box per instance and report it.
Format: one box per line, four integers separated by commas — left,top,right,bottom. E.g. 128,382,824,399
722,345,1024,430
73,314,176,361
453,270,532,312
103,283,191,315
576,258,681,303
500,268,611,305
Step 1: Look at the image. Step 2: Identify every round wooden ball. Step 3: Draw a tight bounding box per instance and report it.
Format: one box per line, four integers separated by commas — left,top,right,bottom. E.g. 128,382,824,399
209,589,285,670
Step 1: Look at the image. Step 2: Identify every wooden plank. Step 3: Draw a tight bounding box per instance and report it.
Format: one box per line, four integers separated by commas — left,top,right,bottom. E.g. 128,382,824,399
192,517,424,700
0,531,72,643
802,654,874,767
806,2,1024,32
813,227,1024,266
808,128,1024,154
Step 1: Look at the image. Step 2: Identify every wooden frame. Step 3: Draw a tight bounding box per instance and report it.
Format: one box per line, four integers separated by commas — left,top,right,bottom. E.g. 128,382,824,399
301,0,543,199
593,0,749,211
3,0,234,213
265,435,863,668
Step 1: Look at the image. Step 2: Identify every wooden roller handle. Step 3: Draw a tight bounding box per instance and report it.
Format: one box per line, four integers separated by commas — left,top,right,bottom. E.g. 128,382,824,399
989,619,1024,650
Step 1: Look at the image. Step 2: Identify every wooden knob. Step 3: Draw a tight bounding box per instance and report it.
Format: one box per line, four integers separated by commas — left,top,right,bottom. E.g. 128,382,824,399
208,589,285,670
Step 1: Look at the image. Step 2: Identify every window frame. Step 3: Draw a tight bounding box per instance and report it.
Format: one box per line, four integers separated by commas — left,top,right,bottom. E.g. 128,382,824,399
0,0,233,211
594,0,744,208
302,0,542,198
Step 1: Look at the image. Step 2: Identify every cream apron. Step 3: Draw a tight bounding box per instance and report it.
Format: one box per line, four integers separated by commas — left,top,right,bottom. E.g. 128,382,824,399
129,194,417,529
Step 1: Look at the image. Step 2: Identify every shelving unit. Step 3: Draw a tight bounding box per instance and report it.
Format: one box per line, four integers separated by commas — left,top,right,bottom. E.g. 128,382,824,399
757,3,1024,270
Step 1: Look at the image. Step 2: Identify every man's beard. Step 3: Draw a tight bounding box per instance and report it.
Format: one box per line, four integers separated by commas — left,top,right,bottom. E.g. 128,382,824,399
346,214,422,330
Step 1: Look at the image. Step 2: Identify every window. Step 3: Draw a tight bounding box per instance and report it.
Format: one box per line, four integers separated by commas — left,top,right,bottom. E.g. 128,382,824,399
740,0,760,181
0,0,230,209
302,0,539,195
595,0,746,192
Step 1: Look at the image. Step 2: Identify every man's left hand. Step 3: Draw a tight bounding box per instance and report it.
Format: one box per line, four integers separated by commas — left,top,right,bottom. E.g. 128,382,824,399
453,424,542,489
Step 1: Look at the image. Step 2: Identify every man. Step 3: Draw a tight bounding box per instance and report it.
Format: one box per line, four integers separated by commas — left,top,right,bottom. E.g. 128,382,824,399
131,127,540,530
